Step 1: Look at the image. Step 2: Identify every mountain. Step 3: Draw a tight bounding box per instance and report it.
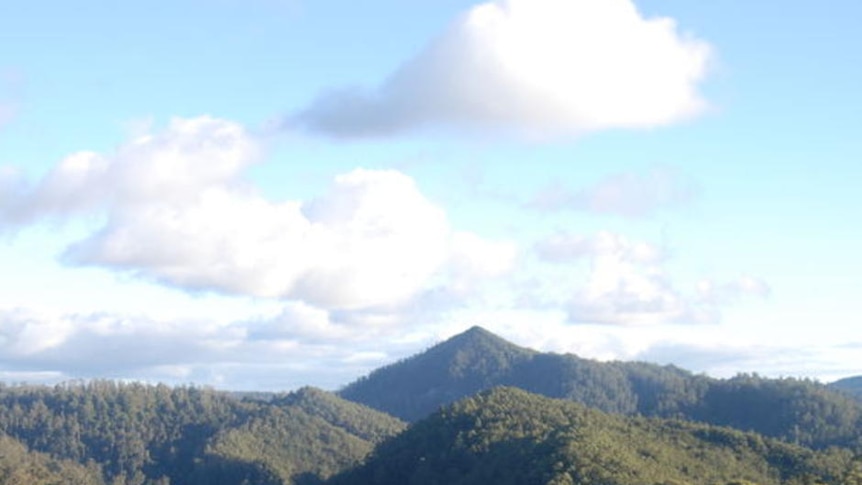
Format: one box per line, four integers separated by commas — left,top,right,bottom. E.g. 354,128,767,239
329,387,859,485
0,382,404,485
339,326,536,421
832,376,862,400
339,326,862,450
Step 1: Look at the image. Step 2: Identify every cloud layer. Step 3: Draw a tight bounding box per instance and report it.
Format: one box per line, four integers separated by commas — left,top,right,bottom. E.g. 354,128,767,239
294,0,711,138
0,305,401,390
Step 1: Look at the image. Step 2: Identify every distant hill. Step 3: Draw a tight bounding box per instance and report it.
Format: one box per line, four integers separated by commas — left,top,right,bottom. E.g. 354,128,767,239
832,376,862,400
0,382,404,485
339,326,862,449
329,387,858,485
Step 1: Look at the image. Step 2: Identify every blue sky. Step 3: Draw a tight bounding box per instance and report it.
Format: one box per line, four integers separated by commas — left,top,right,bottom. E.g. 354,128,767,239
1,0,860,390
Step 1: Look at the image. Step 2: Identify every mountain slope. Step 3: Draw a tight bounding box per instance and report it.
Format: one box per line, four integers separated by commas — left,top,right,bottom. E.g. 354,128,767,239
329,387,857,485
339,327,862,449
0,434,104,485
339,326,536,421
832,376,862,401
274,386,406,443
198,387,407,484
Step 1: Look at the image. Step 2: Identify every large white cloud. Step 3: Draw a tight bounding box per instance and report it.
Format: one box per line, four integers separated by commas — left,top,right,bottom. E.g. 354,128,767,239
0,116,514,311
294,0,712,138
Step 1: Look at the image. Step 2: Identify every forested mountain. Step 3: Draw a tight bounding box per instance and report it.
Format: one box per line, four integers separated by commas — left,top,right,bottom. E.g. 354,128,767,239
832,376,862,401
339,326,536,420
339,326,862,450
330,387,862,485
0,382,403,485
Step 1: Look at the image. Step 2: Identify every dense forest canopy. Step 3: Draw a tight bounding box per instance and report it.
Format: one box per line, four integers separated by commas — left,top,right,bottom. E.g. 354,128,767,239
330,387,862,485
0,381,403,485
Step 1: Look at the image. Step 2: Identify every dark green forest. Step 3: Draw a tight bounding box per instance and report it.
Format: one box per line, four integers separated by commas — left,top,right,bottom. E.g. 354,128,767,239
0,327,859,485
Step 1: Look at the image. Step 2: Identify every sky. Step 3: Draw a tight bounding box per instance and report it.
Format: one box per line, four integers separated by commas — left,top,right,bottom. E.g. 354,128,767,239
0,0,860,391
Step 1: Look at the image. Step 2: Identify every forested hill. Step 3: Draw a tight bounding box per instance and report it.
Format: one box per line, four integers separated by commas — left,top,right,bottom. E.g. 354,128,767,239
0,434,106,484
339,325,536,420
832,376,862,401
329,387,862,485
0,382,404,485
339,326,862,450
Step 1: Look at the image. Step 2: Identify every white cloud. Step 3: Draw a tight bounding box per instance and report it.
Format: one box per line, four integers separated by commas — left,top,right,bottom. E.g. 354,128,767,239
447,231,518,293
634,339,861,382
0,302,854,390
534,231,766,325
1,116,513,313
0,308,75,356
2,116,260,226
536,230,665,264
62,168,452,310
294,0,711,138
529,166,698,217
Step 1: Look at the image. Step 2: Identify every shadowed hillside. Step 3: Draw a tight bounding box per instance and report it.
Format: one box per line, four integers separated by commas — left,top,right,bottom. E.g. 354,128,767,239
832,376,862,401
339,326,536,421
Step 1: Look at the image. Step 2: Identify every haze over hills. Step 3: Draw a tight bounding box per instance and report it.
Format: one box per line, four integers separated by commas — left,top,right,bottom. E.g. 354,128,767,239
339,326,862,449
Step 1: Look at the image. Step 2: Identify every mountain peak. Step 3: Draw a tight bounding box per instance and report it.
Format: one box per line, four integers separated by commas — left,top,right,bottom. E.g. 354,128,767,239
438,325,526,351
338,326,535,421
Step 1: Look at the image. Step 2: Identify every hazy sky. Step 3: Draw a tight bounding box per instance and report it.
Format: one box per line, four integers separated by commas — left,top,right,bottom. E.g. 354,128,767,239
1,0,860,390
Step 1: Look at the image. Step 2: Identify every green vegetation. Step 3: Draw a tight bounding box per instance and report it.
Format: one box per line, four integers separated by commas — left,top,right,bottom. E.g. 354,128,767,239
339,326,537,421
0,382,403,484
199,387,405,484
0,434,105,485
331,387,857,485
